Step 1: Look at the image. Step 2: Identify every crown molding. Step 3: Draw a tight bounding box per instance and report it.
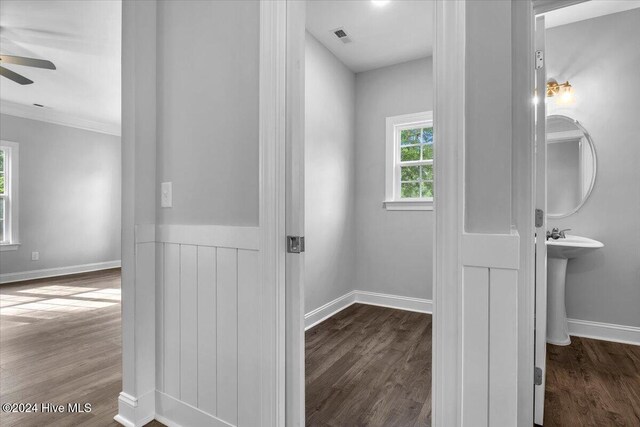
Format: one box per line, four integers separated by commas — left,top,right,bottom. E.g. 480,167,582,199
0,100,121,136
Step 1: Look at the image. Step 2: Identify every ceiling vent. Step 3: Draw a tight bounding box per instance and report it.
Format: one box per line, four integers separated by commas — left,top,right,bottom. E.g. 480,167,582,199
332,27,352,44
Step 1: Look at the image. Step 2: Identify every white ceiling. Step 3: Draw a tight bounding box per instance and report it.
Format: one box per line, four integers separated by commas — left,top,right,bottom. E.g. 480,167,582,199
544,0,640,28
306,0,434,73
0,0,121,135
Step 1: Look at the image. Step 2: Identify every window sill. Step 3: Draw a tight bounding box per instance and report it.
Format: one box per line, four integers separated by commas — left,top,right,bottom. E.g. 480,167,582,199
0,243,20,252
383,200,434,211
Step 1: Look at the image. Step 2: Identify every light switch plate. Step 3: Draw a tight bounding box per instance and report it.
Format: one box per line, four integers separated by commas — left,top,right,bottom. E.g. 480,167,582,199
161,182,173,207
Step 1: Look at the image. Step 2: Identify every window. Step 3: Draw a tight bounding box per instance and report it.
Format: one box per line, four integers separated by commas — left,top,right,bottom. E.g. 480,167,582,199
384,112,434,210
0,141,19,250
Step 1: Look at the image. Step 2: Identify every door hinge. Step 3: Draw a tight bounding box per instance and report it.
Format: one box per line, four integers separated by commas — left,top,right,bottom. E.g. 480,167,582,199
535,209,544,228
535,50,544,69
287,236,305,254
534,367,543,385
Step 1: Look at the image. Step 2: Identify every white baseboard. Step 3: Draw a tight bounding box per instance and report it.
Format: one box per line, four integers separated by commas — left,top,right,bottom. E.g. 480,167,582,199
355,290,433,314
568,318,640,346
305,290,432,331
114,391,155,427
0,260,121,284
155,391,234,427
304,291,357,330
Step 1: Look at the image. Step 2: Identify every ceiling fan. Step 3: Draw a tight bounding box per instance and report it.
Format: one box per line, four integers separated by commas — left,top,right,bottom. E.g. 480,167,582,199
0,54,56,85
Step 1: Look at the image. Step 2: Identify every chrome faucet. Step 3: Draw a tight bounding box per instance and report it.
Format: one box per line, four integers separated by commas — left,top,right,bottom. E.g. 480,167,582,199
547,227,571,240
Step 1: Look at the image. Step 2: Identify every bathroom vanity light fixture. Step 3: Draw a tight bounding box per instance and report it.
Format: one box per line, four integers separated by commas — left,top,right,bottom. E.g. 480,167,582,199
547,78,576,105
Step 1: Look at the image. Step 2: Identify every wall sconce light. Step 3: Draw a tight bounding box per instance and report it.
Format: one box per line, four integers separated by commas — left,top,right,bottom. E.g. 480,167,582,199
547,78,576,106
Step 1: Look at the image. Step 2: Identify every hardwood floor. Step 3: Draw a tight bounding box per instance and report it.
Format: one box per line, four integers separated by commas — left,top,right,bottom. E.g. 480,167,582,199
544,337,640,427
4,272,637,426
0,269,163,427
306,303,640,427
305,304,432,426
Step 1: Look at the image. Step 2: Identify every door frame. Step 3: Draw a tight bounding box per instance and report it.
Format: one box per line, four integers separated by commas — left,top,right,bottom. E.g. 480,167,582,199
529,2,590,424
533,14,548,425
264,0,472,424
258,1,288,425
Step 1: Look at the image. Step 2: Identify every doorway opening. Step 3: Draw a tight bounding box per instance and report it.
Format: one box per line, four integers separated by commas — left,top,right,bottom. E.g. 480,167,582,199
0,1,124,425
301,1,435,424
533,1,640,425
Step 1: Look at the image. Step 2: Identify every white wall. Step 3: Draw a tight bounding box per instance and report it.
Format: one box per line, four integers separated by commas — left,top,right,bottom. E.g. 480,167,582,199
546,9,640,328
0,114,121,275
354,57,434,300
156,0,259,226
304,33,356,313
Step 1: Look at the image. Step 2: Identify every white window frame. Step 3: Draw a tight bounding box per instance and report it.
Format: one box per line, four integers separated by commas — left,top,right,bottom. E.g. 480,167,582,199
384,111,434,211
0,140,20,251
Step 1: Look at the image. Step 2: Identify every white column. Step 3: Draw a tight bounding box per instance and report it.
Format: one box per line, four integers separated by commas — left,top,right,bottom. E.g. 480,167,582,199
433,1,534,425
116,1,157,426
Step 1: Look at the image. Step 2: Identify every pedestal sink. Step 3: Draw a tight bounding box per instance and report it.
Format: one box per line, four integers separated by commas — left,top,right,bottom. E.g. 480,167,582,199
546,235,604,345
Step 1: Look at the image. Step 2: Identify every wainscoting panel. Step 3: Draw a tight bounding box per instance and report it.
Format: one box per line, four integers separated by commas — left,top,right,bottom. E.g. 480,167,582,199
197,246,217,415
217,247,239,425
155,242,165,393
163,243,181,399
462,266,490,425
155,225,260,427
460,232,520,427
237,250,261,427
488,268,518,426
180,245,198,407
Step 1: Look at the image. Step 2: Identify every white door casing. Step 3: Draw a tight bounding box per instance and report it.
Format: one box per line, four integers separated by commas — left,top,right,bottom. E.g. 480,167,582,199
534,14,548,426
284,0,306,426
259,1,288,425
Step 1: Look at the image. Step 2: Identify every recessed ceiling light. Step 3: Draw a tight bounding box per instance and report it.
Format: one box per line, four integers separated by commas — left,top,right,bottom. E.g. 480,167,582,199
372,0,390,7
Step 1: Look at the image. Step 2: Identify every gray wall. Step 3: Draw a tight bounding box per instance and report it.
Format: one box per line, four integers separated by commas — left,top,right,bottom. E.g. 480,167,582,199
546,9,640,327
354,57,433,300
0,114,121,274
304,33,356,313
156,0,259,226
465,0,513,234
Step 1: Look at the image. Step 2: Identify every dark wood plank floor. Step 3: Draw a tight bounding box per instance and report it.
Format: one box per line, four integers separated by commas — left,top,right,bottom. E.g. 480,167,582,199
4,272,637,426
305,304,432,426
306,303,640,427
544,337,640,426
0,269,163,427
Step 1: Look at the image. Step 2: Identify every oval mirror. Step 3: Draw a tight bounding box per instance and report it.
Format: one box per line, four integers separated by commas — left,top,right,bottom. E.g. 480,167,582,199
547,115,597,218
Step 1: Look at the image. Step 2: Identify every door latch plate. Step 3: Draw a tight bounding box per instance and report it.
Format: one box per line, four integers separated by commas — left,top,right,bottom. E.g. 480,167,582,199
535,209,544,228
534,366,543,386
287,236,305,254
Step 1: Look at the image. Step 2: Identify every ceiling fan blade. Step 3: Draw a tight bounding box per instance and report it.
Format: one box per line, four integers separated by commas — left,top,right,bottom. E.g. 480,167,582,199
0,65,34,85
0,54,56,70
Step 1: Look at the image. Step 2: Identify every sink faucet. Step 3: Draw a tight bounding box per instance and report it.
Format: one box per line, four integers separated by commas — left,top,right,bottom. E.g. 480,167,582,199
547,227,571,240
